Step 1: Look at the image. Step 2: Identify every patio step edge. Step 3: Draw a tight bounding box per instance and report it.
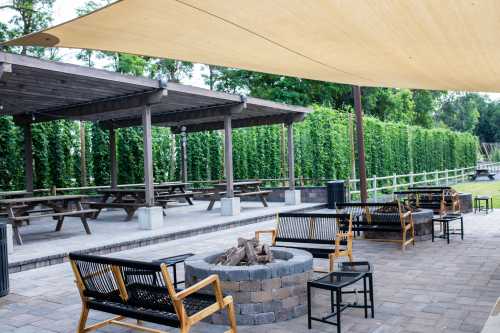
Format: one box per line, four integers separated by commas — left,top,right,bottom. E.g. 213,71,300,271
8,203,326,273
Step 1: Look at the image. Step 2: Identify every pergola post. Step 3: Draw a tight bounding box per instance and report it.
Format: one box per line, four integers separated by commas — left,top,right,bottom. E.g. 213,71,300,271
221,113,240,216
23,124,34,193
80,121,87,187
138,105,163,229
109,127,118,189
285,121,301,205
180,126,188,184
353,86,368,203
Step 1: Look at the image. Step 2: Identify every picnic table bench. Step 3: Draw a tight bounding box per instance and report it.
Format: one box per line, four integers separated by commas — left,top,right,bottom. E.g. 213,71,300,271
336,202,415,251
255,213,353,272
206,180,271,210
0,195,96,245
470,169,496,180
90,183,199,221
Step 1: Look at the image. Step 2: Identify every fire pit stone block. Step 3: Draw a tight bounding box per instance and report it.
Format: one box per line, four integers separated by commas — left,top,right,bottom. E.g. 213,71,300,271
185,247,313,325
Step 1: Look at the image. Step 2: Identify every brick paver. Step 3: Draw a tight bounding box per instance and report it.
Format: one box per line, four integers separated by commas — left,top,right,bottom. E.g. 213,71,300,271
1,210,499,332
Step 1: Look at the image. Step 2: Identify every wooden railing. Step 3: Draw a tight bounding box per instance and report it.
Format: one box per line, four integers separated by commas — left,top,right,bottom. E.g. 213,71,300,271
24,162,499,197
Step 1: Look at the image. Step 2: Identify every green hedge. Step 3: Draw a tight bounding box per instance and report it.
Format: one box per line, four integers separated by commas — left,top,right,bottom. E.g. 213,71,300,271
0,105,478,190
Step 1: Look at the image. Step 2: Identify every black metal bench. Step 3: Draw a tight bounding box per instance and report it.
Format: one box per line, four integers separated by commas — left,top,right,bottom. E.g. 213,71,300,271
69,253,237,333
336,202,415,251
255,213,353,272
395,188,461,217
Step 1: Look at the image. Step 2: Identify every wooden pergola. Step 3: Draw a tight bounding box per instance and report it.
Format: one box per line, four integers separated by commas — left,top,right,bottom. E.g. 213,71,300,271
0,52,310,215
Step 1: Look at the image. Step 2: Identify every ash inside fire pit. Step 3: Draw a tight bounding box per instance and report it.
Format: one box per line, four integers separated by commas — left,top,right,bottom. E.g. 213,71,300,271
215,238,273,266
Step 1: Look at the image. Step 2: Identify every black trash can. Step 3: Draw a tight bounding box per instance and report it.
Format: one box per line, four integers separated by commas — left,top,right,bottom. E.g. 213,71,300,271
327,180,346,209
0,224,9,297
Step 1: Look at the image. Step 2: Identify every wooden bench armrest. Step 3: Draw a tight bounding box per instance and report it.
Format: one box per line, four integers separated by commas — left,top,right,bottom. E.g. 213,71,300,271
174,274,223,302
255,229,276,244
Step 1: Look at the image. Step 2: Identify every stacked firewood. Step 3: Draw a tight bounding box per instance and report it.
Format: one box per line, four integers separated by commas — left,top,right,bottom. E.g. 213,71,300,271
216,238,273,266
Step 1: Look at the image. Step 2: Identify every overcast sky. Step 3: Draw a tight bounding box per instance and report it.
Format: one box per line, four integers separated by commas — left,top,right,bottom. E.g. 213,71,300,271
2,0,500,100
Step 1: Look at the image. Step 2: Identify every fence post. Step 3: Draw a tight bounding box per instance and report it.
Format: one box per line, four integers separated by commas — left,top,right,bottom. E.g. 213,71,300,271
373,175,377,201
423,171,427,185
435,170,439,185
409,172,414,187
445,169,448,185
461,168,465,182
392,173,397,192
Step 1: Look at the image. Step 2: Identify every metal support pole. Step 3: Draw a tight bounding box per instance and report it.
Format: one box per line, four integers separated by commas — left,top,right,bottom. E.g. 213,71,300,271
80,121,87,186
353,86,368,203
224,114,234,198
180,126,188,184
286,122,295,190
23,124,34,192
142,105,154,207
109,127,118,189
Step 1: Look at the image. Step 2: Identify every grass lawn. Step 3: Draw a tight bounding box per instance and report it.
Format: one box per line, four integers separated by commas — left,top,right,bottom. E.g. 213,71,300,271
454,180,500,208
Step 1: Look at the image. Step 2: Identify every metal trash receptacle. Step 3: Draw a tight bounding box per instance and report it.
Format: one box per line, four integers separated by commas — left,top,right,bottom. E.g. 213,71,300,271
0,224,9,297
326,180,346,209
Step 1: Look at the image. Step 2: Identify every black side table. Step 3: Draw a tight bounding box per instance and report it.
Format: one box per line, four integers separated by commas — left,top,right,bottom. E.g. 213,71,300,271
432,214,464,244
154,253,194,288
474,196,493,214
307,271,367,333
337,261,374,318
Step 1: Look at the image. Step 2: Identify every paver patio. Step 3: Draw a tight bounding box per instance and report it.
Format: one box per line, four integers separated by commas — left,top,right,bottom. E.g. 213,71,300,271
6,201,320,267
0,209,499,333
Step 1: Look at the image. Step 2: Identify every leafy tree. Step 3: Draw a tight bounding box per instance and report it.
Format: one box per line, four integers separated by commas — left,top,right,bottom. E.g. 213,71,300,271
411,90,444,128
362,88,415,124
437,93,480,133
149,59,193,82
0,0,56,57
0,117,20,190
206,68,352,107
474,97,500,142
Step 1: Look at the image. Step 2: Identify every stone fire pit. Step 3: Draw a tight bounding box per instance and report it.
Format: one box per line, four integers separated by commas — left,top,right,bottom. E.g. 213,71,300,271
185,247,313,325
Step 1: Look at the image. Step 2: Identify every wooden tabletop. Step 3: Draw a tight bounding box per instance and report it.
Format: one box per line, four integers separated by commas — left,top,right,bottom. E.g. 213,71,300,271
0,195,87,205
215,181,262,188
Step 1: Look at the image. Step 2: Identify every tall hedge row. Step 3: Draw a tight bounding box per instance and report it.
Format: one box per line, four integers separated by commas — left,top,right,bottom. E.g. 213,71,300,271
0,106,478,190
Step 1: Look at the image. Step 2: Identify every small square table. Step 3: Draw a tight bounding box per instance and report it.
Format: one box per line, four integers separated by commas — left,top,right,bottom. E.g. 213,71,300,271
154,253,194,288
307,271,367,333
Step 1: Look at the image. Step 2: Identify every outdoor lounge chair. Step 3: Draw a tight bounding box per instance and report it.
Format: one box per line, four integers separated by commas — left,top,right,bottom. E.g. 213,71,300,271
255,213,353,272
69,253,237,333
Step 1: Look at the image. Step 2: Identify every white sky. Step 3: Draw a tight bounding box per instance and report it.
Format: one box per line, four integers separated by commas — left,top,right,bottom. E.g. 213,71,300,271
2,0,500,100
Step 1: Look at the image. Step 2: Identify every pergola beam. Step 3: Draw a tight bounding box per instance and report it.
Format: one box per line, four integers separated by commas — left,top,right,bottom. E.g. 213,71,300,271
171,113,304,134
13,89,166,125
100,102,243,129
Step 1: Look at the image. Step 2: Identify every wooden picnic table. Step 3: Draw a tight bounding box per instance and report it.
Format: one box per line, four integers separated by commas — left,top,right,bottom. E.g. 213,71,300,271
470,169,496,181
207,180,272,210
0,195,96,245
91,183,198,221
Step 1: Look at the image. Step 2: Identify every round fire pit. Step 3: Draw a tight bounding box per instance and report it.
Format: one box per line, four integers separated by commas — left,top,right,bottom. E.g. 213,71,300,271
185,247,313,325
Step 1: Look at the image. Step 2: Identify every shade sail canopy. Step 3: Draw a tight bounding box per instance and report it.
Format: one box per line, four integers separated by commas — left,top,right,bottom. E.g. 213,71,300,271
4,0,500,92
0,52,310,131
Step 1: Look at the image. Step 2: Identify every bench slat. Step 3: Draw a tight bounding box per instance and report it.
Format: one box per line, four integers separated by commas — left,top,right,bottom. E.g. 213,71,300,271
235,190,271,197
10,209,98,221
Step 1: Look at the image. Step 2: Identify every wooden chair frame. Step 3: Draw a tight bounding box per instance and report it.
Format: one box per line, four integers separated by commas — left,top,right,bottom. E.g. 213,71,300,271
255,213,353,272
70,259,237,333
337,201,415,251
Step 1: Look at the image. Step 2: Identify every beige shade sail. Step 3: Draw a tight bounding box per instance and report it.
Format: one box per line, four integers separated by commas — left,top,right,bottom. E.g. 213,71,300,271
4,0,500,92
